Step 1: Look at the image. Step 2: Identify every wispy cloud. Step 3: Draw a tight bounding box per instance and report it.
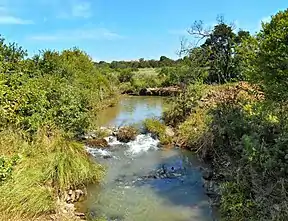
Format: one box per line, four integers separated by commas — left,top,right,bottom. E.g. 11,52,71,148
71,1,92,18
29,28,124,41
0,15,33,24
56,0,93,19
0,5,33,25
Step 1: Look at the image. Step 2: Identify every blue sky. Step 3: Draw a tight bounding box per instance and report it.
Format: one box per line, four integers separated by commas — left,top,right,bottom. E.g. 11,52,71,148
0,0,287,61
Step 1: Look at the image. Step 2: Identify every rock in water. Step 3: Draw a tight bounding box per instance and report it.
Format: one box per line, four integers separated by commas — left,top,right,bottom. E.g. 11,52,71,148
86,138,108,148
202,168,213,180
116,126,138,143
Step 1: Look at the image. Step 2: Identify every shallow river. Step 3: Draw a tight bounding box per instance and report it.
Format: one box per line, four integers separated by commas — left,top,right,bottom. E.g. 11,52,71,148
83,96,214,221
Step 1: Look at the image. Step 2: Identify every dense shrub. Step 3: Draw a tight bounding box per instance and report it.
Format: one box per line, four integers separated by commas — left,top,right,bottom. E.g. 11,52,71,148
0,37,112,219
163,83,205,126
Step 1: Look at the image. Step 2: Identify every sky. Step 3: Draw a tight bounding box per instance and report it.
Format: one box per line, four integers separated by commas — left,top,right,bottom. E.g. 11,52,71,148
0,0,287,61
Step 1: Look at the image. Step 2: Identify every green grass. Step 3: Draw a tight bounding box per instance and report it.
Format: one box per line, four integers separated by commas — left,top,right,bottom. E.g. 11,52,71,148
133,68,159,77
143,118,172,145
0,129,104,219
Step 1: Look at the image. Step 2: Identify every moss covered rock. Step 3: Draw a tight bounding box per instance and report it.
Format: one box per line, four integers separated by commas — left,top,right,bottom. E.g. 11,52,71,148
116,126,138,143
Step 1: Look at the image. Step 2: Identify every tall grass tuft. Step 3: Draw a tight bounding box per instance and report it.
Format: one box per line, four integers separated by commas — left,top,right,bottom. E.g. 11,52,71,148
0,129,104,219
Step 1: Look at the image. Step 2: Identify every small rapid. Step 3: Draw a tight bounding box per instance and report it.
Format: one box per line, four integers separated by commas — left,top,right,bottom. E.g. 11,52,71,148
81,96,215,221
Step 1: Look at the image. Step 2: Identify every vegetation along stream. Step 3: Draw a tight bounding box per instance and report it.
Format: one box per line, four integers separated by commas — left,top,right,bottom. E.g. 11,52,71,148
1,7,287,221
80,96,215,221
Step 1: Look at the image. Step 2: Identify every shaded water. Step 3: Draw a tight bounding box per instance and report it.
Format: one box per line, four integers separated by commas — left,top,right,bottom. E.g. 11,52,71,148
83,96,214,221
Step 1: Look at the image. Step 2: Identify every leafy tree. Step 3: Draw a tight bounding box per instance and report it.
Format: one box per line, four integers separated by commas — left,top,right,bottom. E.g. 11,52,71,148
0,36,27,73
184,16,250,84
242,9,288,101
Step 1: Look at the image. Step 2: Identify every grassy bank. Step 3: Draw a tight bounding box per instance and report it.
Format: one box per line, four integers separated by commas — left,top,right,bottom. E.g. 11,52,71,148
160,9,288,220
0,38,116,220
163,82,288,220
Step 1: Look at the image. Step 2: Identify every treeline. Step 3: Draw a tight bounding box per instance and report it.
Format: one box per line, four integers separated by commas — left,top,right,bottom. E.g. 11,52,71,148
95,56,182,69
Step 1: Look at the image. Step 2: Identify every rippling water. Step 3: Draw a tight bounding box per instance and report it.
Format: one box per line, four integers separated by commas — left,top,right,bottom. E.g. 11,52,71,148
82,96,214,221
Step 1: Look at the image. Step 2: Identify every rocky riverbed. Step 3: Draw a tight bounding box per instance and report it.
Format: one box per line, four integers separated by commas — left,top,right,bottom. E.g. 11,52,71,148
76,126,220,221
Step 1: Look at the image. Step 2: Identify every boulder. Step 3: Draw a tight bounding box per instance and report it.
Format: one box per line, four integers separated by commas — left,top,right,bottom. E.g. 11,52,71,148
202,169,214,180
116,126,138,143
85,138,108,148
165,127,175,137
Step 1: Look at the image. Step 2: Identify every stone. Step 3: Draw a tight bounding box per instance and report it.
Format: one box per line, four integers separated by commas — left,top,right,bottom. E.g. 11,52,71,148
85,138,109,148
64,203,75,213
70,191,76,203
165,127,175,137
116,126,138,143
202,169,214,180
103,155,113,159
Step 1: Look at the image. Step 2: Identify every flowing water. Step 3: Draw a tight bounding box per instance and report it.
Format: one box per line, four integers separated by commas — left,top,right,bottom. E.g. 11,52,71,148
82,96,214,221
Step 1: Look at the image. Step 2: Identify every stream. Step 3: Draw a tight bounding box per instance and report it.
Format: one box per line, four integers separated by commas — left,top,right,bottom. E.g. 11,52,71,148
81,96,215,221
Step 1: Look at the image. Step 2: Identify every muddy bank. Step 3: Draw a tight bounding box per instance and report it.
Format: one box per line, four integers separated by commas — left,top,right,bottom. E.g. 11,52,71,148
123,86,182,96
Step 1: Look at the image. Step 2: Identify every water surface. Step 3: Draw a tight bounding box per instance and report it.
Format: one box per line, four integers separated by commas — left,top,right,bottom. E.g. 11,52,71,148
95,96,164,126
84,96,213,221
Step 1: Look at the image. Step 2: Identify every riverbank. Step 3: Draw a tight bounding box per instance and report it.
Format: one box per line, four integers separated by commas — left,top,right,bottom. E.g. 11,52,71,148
122,86,182,96
161,81,288,220
0,44,118,220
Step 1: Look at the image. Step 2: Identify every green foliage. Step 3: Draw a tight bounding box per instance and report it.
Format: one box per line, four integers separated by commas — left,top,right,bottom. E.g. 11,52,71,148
177,108,212,149
208,101,288,220
0,47,116,136
143,118,172,145
183,17,250,85
95,56,181,69
240,9,288,101
0,73,89,136
0,155,20,184
163,83,206,125
0,37,110,219
118,69,134,83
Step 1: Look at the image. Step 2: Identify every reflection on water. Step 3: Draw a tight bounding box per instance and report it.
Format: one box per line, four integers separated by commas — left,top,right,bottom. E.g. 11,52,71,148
95,96,165,127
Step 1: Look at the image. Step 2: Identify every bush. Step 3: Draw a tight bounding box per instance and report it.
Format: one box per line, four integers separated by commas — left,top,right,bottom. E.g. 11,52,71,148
202,101,288,220
143,118,172,145
163,83,206,126
118,69,134,83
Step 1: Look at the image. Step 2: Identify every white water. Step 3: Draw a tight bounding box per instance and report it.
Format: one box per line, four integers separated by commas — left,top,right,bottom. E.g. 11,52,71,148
126,134,159,156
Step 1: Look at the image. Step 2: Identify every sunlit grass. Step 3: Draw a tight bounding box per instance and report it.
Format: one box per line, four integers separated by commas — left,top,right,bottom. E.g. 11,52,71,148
0,129,104,219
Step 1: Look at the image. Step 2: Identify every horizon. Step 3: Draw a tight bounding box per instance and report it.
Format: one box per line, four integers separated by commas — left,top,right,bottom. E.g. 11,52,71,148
0,0,287,62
